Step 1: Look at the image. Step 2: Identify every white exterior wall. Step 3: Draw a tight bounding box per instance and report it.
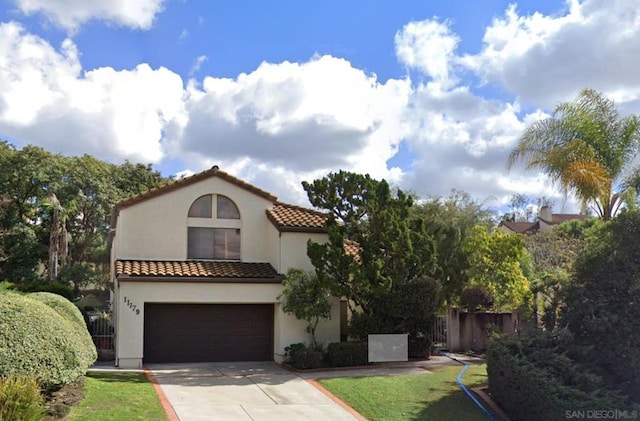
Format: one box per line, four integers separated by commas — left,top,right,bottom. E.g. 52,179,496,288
115,281,338,368
264,223,282,272
279,232,327,273
275,231,339,357
114,177,274,262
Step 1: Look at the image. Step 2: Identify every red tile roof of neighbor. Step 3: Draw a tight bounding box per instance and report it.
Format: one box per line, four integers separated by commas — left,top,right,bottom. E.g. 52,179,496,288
343,239,360,260
114,166,277,210
115,260,282,280
266,202,328,232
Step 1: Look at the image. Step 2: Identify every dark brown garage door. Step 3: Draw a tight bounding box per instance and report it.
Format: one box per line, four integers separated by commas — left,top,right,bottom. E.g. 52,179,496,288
143,303,273,363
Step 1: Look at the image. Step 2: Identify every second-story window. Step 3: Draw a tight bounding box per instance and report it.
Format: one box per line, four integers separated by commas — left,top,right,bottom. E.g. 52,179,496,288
187,227,240,260
187,194,241,260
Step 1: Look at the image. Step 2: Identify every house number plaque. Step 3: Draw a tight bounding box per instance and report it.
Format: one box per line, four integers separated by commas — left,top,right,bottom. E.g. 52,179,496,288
123,296,140,315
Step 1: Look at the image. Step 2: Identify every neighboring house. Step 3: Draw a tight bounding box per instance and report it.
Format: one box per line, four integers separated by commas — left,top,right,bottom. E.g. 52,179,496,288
110,166,340,369
498,206,587,234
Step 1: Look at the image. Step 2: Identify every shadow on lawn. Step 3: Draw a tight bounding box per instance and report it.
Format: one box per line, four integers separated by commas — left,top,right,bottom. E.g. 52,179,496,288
86,372,150,384
411,370,500,421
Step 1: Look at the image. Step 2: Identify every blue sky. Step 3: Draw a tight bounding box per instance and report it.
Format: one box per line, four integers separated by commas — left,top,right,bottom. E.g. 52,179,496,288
0,0,638,210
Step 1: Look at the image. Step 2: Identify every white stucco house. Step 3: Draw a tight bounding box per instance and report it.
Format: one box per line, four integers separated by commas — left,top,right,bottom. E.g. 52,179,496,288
110,166,340,369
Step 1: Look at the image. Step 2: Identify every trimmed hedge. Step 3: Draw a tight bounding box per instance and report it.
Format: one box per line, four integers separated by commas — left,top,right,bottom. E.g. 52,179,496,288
325,342,368,367
0,293,96,390
29,292,86,327
283,343,323,370
487,334,635,421
29,292,97,369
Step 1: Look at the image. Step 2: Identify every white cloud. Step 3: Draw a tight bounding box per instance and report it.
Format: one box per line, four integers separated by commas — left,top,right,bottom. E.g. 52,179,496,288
460,0,640,108
189,55,208,76
395,18,460,87
0,22,184,163
166,55,412,201
11,0,165,32
400,82,540,204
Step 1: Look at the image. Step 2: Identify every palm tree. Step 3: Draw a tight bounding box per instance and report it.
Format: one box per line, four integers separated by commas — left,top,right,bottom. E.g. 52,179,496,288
508,88,640,220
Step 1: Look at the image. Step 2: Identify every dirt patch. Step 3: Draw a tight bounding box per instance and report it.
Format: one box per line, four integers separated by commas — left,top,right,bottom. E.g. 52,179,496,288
43,377,85,420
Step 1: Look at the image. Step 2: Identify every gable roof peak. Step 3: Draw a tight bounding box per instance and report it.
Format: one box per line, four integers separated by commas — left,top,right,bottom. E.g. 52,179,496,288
115,166,277,210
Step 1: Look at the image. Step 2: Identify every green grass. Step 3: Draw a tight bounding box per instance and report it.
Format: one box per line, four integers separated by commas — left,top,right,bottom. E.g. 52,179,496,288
319,363,500,421
66,372,168,421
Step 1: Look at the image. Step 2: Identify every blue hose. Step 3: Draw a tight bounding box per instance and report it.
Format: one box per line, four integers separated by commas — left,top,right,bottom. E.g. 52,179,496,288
440,352,497,421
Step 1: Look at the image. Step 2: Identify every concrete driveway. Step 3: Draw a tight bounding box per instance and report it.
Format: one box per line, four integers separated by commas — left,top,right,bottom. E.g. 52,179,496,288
147,362,359,421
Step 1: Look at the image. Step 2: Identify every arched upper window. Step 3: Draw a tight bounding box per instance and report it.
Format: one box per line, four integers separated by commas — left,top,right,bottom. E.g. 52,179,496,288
217,195,240,219
187,194,241,260
188,194,212,218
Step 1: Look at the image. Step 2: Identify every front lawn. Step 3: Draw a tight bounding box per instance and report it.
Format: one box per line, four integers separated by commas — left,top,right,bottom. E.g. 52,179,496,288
66,372,168,421
319,363,499,421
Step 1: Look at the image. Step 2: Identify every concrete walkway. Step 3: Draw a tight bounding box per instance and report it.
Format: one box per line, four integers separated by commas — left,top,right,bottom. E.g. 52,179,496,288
147,361,359,421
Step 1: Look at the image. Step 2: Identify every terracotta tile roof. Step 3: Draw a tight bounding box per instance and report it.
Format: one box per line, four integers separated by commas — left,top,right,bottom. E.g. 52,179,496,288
115,260,282,280
343,239,360,262
115,166,277,211
266,202,328,232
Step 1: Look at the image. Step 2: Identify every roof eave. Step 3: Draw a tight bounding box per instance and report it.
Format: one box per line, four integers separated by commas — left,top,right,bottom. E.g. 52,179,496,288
277,226,327,233
116,275,284,283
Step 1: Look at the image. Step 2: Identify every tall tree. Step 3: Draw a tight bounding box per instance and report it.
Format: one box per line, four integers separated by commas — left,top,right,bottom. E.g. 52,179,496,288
0,142,169,287
303,171,437,315
508,88,640,220
411,190,494,307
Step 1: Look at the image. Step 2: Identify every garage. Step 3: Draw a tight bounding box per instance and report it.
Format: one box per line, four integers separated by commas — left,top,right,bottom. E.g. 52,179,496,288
143,303,274,363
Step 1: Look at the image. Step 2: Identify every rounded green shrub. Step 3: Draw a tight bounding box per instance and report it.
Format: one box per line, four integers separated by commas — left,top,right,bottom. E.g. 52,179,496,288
0,292,95,390
283,343,323,370
325,342,368,367
29,292,86,327
29,292,97,369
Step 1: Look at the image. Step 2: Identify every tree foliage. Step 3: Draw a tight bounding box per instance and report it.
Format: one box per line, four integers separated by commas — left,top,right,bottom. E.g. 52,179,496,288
411,190,494,307
278,269,331,350
462,226,532,312
303,171,437,314
460,284,495,312
522,226,587,330
303,171,440,347
508,88,640,220
0,142,169,288
561,211,640,399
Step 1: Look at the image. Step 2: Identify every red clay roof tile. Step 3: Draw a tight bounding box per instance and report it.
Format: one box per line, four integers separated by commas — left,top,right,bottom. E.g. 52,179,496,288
115,260,281,279
266,202,328,232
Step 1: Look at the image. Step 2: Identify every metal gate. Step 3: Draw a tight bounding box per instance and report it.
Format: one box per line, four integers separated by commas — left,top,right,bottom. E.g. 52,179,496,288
431,314,448,350
86,309,114,360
